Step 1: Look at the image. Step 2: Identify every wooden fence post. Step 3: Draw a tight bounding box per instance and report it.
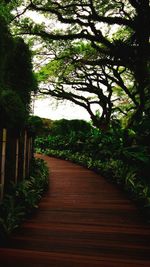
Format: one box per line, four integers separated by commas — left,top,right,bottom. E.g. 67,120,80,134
0,128,33,198
15,138,19,184
0,129,7,200
27,137,32,177
23,130,27,179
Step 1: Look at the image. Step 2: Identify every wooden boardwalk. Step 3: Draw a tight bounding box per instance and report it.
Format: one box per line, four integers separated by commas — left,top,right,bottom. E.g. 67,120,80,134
1,155,150,266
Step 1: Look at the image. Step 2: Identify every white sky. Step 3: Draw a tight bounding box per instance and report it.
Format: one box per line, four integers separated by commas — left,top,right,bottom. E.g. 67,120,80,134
32,96,91,121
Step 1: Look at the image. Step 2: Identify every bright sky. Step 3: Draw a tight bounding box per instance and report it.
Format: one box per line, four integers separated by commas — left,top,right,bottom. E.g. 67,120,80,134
32,96,91,121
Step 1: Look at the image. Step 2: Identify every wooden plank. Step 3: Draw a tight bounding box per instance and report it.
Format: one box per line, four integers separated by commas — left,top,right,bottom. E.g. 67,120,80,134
1,154,150,266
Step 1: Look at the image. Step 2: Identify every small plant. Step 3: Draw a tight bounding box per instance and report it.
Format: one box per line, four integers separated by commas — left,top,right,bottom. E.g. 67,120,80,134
15,179,40,212
0,158,49,244
0,195,25,244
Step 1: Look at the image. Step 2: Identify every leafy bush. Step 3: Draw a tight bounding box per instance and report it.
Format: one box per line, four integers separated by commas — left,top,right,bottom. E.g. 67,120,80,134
0,89,27,129
0,158,49,244
0,195,25,237
34,119,93,153
50,119,92,136
120,145,150,184
0,16,37,129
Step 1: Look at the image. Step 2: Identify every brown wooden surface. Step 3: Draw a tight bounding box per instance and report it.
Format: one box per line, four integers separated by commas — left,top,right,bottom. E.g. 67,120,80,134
1,154,150,266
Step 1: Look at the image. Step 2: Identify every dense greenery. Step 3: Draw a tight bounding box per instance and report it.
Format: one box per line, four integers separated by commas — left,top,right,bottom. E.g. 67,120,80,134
10,0,150,132
35,118,150,221
0,5,48,245
12,1,149,219
0,1,149,224
0,7,37,129
0,158,49,244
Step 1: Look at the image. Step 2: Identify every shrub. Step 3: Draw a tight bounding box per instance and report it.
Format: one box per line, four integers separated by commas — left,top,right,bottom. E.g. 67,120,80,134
0,158,49,245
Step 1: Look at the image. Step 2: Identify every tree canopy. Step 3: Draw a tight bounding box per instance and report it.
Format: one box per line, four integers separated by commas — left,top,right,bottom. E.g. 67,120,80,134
6,0,150,130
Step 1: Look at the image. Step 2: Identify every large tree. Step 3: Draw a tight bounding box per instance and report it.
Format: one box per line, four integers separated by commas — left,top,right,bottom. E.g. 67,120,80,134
36,39,138,129
11,0,150,128
0,3,37,128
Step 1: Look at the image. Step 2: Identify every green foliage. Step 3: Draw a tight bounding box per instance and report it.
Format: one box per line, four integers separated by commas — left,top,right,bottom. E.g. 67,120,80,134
37,59,65,80
41,117,54,134
10,0,150,133
0,14,37,128
7,0,150,220
0,158,49,244
51,119,92,135
0,16,12,85
0,195,25,237
134,115,150,146
30,157,49,192
16,158,49,213
0,89,27,128
4,37,37,108
35,119,93,153
27,116,54,136
16,179,40,211
37,41,97,82
0,1,14,22
27,115,44,135
121,146,150,165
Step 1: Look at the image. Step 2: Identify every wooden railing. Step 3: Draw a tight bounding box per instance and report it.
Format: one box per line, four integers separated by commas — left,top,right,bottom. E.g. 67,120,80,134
0,128,33,200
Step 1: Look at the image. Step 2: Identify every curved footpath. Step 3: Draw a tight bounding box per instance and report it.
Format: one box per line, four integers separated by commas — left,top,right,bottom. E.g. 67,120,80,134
1,154,150,267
